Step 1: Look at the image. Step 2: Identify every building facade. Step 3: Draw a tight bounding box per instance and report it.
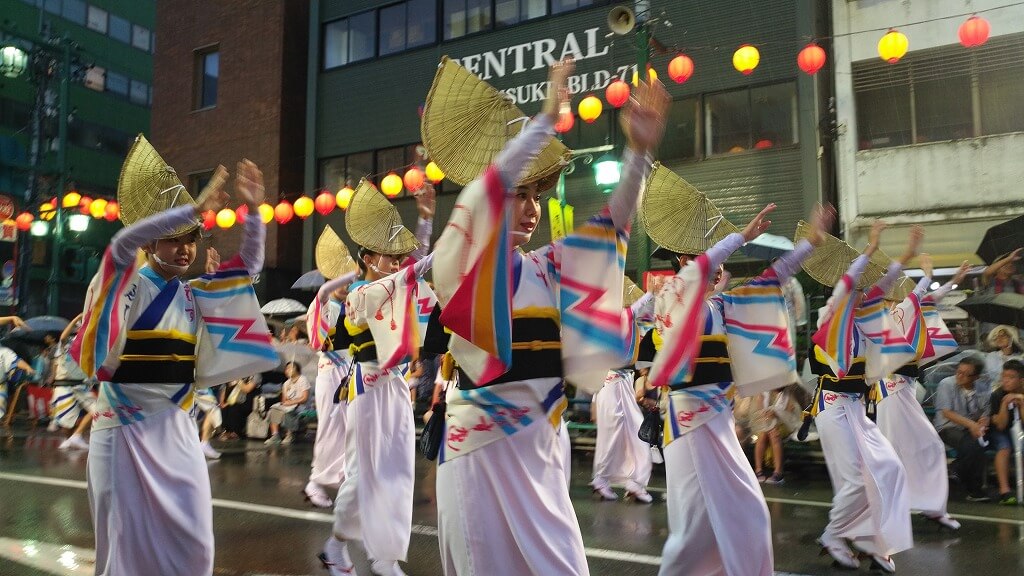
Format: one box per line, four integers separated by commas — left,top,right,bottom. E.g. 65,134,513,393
832,0,1024,265
150,0,309,299
1,0,156,316
305,0,829,276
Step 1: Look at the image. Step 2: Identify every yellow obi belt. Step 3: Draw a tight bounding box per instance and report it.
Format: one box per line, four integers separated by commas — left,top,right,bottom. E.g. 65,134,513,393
110,329,197,384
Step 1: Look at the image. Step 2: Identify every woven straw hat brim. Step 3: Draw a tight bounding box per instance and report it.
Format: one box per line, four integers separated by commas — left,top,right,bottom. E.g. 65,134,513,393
640,163,740,255
316,226,357,280
793,221,886,289
421,56,571,187
345,179,419,256
623,276,645,308
886,275,915,302
117,134,199,239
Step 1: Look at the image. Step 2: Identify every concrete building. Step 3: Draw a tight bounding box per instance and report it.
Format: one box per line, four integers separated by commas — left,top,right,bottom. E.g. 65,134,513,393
304,0,830,276
831,0,1024,265
150,0,309,298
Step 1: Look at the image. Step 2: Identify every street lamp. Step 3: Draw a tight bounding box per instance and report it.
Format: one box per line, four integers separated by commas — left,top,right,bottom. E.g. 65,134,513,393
593,154,621,189
68,213,89,232
30,220,49,237
0,45,28,78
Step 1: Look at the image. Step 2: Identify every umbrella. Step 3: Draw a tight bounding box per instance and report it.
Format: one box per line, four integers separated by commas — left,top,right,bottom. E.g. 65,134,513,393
260,298,307,316
0,338,38,362
4,316,69,344
291,269,326,291
957,292,1024,328
976,214,1024,264
740,233,794,261
274,341,318,378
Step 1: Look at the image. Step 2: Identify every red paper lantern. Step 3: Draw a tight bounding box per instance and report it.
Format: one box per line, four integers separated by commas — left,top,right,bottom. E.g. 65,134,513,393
667,54,694,83
797,43,826,75
314,191,336,215
15,212,33,232
78,196,93,215
605,80,630,108
275,200,294,224
235,204,249,224
104,201,119,222
554,111,575,134
403,168,425,192
755,139,774,149
959,16,990,48
202,210,216,231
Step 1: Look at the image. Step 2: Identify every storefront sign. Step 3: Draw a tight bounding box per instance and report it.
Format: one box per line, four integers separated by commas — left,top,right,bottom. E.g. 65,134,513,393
450,27,638,105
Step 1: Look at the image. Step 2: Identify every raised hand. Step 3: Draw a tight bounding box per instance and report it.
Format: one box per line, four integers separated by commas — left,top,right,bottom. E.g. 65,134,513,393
415,182,436,220
622,79,670,155
235,159,265,210
865,221,887,256
919,253,934,279
952,260,971,285
901,225,924,263
741,204,776,242
194,165,230,215
205,247,221,274
541,58,575,119
805,203,837,247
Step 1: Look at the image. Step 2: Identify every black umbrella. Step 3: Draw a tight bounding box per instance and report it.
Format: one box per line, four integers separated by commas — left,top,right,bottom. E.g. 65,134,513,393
4,316,68,344
957,292,1024,328
976,214,1024,265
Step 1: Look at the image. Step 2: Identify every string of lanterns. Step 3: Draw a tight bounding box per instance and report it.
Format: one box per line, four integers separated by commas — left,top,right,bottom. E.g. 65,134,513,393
555,14,991,133
13,192,120,232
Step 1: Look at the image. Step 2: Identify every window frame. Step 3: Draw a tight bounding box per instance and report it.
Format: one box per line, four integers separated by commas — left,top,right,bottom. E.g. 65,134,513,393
86,4,108,34
194,46,220,111
703,81,799,158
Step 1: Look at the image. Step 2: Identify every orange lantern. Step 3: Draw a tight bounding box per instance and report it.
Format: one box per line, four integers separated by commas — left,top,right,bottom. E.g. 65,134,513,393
104,201,119,222
667,54,694,83
605,80,630,108
275,200,294,224
733,44,760,75
40,202,55,221
78,196,93,215
294,196,315,218
258,203,274,223
878,29,908,63
425,162,445,184
959,16,990,48
235,204,249,224
578,95,603,123
337,186,355,210
403,167,425,192
315,191,336,215
216,208,236,228
62,191,81,209
797,43,826,75
554,111,575,134
381,173,403,198
15,212,33,232
202,210,216,231
89,198,108,219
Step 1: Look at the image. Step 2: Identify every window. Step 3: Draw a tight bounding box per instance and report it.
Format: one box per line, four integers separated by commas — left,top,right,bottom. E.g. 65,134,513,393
43,0,61,16
495,0,547,27
320,152,374,192
705,83,797,155
86,5,107,33
190,172,214,196
853,34,1024,150
105,71,128,96
444,0,492,40
379,4,407,56
380,0,436,56
84,65,105,91
195,49,218,109
109,14,131,43
323,12,376,69
129,79,148,106
552,0,595,14
661,98,698,161
406,0,436,48
132,25,151,52
375,146,407,179
61,0,85,24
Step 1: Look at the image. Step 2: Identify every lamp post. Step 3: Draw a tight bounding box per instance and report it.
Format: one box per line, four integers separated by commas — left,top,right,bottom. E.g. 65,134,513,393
45,39,72,315
633,0,653,275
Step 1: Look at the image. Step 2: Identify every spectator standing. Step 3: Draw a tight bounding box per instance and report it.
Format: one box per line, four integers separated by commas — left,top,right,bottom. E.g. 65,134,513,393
934,356,991,501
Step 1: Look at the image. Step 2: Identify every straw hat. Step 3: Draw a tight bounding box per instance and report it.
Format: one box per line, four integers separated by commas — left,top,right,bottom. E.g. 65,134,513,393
117,134,199,239
315,226,357,280
421,56,571,187
885,275,915,302
793,220,887,289
623,276,645,308
640,163,740,256
345,178,419,256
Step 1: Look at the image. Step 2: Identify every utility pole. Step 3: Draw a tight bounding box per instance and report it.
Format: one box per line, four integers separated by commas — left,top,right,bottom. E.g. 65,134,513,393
46,39,71,316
